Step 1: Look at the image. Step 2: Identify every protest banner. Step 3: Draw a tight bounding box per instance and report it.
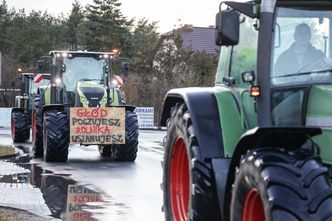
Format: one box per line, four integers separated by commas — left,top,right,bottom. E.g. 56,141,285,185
70,107,125,144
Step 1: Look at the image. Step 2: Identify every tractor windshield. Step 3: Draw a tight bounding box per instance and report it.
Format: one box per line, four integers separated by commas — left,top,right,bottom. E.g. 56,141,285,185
62,56,106,92
271,6,332,86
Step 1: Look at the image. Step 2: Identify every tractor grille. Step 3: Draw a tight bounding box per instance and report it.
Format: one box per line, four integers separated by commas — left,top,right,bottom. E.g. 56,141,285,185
80,87,105,107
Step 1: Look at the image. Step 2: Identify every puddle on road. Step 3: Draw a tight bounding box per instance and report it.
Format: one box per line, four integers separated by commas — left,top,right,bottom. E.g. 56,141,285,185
0,155,109,221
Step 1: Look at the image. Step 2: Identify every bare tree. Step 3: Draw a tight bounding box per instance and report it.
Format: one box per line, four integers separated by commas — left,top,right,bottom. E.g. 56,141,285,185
0,54,21,107
123,45,217,126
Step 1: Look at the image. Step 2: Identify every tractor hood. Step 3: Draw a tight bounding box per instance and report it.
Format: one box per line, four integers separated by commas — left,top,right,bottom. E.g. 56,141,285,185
76,80,107,107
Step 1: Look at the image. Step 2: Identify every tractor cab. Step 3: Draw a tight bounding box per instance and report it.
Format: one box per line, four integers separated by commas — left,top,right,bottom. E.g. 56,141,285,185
42,51,125,107
216,0,332,162
160,1,332,220
22,73,50,108
12,72,50,109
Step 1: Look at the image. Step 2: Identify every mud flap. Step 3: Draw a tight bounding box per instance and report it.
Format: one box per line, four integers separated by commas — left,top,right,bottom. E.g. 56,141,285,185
212,158,231,221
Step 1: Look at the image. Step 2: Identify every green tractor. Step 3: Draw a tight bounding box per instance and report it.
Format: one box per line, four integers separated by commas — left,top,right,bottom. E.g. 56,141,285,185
11,71,50,143
32,51,138,162
161,0,332,220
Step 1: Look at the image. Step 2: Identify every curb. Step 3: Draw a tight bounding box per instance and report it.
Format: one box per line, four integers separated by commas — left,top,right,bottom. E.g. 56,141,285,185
0,206,59,221
0,152,18,160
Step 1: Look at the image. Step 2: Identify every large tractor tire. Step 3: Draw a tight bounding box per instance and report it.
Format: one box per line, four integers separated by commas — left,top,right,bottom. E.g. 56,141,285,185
110,110,139,161
11,111,29,143
43,111,69,162
32,97,44,158
163,103,221,221
231,148,332,221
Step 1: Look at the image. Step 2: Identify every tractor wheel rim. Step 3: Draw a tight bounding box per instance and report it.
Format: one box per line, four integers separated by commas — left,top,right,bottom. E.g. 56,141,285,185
242,189,265,221
11,116,15,140
169,136,189,221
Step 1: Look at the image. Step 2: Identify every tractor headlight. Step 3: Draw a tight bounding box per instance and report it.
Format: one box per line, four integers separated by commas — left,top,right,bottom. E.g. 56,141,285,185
111,79,118,87
100,96,107,106
55,78,62,84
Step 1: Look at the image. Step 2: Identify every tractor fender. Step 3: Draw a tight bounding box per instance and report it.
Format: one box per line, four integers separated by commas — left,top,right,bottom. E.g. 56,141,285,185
41,104,66,123
14,96,21,108
221,126,322,220
11,107,25,113
14,95,28,108
42,104,65,114
161,87,223,158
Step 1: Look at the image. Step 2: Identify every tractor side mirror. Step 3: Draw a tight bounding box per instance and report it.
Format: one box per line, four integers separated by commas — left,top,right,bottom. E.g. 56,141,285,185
60,64,66,73
37,60,45,72
16,68,23,80
215,10,240,46
122,62,129,76
16,69,23,80
10,79,16,88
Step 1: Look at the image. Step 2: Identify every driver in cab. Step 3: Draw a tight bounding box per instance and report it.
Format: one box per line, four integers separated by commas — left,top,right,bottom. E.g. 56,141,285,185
274,23,328,76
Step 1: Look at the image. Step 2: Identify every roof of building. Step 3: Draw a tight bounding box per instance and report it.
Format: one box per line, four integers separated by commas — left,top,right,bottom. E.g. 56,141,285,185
162,25,220,54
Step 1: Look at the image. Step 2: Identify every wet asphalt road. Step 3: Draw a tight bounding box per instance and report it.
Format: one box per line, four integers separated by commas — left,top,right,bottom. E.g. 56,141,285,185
0,127,166,221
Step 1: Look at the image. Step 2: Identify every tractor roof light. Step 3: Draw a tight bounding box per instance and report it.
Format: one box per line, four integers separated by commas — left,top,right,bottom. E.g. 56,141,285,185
17,68,22,74
250,85,260,97
112,48,119,54
62,52,68,57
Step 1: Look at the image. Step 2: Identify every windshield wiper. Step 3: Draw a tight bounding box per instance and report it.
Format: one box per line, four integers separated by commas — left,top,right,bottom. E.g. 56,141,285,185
273,53,330,78
273,68,332,78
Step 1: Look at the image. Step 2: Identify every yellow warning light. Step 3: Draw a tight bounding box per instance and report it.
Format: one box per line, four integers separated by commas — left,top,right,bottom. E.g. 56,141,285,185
250,85,260,97
112,48,119,54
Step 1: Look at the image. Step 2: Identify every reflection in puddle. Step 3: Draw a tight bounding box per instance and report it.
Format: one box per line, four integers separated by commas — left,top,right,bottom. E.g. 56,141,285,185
66,185,102,221
0,155,106,220
31,164,104,220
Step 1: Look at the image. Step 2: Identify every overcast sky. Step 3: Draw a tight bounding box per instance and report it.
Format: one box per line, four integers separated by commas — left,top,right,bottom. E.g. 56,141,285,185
7,0,220,33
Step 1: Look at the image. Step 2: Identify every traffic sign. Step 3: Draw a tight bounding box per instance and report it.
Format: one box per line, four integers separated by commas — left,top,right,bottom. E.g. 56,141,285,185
112,75,124,86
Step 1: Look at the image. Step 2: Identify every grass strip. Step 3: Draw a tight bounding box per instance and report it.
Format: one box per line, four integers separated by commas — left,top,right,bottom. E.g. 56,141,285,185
0,146,15,156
